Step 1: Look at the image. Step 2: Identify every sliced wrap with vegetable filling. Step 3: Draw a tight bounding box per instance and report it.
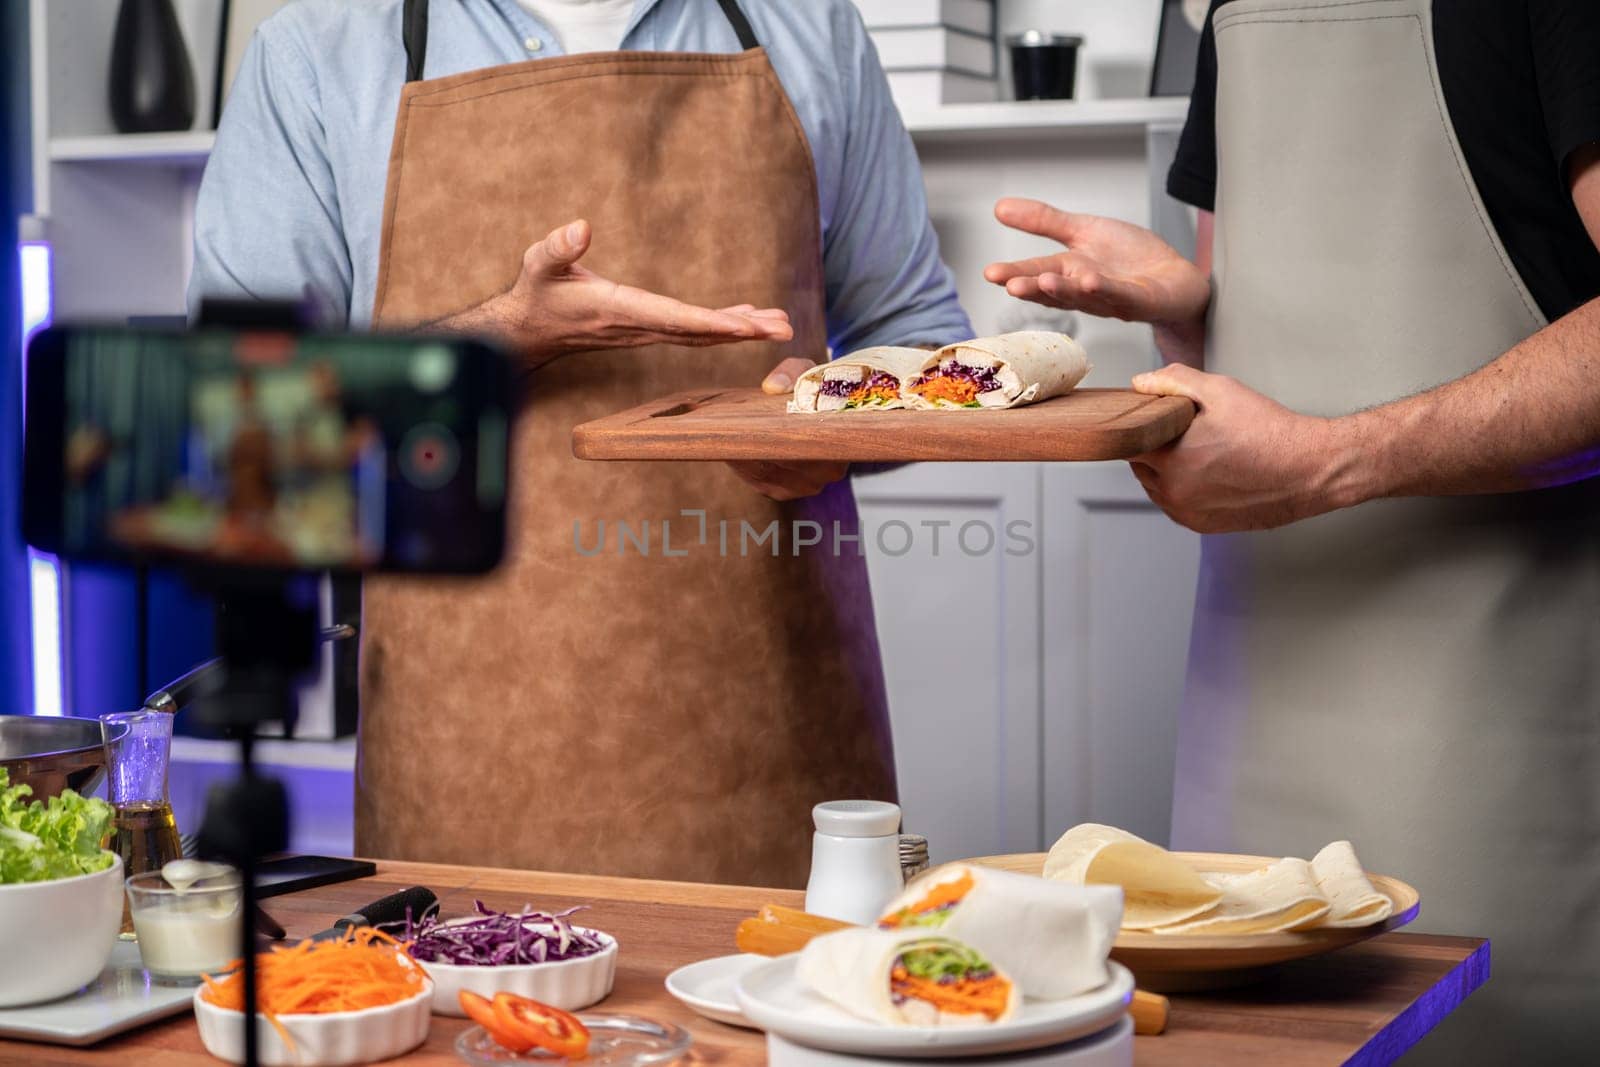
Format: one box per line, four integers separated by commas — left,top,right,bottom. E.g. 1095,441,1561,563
906,332,1090,410
878,864,1121,1000
787,347,929,412
797,928,1020,1027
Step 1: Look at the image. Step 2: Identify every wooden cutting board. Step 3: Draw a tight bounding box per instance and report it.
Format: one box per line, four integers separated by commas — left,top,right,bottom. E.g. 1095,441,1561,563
572,387,1195,462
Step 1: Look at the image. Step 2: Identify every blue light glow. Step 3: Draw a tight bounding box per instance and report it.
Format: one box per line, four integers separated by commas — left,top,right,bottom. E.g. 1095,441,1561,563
20,241,63,717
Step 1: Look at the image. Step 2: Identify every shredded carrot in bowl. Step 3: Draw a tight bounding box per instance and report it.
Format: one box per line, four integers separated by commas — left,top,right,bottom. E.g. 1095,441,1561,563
201,926,428,1019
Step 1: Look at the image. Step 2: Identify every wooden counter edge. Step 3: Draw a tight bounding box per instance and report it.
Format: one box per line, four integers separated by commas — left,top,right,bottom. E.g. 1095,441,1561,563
1347,938,1490,1067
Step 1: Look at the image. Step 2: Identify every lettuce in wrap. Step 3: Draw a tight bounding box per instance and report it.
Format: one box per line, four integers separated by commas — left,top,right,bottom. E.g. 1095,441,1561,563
879,864,1121,1000
797,927,1020,1027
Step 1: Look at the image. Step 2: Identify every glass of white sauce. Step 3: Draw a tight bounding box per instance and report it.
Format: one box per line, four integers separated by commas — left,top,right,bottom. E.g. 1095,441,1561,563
126,862,242,983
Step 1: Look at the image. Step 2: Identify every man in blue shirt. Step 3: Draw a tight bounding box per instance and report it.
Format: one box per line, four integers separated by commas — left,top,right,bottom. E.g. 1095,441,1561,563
189,0,968,884
190,0,965,356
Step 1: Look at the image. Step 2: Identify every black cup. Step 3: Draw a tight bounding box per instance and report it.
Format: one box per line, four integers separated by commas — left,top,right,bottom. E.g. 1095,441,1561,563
1007,31,1084,101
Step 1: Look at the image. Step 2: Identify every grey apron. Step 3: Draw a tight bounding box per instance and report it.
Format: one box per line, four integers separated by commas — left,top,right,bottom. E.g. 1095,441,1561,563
1169,1,1600,1061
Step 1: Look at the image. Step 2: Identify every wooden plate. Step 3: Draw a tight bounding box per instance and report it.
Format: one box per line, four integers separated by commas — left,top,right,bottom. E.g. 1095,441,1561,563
964,852,1421,992
571,388,1195,462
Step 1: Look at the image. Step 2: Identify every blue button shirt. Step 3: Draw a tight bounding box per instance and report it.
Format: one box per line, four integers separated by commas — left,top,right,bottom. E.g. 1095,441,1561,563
189,0,972,354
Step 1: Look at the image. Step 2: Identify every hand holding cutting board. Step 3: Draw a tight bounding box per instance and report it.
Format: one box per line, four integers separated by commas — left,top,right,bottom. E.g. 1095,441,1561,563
725,357,852,501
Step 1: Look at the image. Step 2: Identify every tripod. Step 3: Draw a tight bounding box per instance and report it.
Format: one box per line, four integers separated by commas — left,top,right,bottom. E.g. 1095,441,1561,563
193,578,317,1067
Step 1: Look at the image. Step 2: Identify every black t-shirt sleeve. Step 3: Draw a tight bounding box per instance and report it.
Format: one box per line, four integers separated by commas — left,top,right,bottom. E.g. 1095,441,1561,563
1166,2,1223,211
1530,2,1600,174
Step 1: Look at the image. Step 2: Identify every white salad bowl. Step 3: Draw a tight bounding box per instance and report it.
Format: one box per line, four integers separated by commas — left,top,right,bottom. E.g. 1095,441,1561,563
417,926,618,1017
192,979,434,1066
0,852,123,1008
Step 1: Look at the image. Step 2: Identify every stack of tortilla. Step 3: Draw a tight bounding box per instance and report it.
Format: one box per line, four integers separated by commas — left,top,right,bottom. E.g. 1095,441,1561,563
1044,824,1394,935
787,332,1091,413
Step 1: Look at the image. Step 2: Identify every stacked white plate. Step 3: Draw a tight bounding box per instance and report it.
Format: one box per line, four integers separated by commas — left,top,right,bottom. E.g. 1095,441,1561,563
667,953,1133,1063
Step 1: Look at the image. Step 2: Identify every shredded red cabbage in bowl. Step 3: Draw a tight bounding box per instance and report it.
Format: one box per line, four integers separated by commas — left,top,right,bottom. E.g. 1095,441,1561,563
386,900,608,967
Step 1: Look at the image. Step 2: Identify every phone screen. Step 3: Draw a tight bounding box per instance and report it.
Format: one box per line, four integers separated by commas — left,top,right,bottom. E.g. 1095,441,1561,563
24,327,511,575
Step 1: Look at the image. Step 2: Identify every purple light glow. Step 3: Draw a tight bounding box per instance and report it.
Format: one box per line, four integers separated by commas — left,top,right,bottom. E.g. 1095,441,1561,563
20,241,62,716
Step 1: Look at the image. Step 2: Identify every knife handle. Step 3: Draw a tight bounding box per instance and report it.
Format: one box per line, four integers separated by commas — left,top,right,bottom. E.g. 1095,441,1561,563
334,885,439,933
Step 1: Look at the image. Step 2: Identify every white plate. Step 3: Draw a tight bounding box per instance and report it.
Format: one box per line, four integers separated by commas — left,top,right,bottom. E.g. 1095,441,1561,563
663,954,768,1029
735,957,1133,1059
0,941,196,1046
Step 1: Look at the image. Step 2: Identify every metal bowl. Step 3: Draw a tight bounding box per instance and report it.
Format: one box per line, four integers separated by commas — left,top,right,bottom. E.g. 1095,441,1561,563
0,715,127,800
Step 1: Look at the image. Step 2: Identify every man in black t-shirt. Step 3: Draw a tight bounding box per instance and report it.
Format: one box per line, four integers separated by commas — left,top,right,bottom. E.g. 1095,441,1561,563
1168,0,1600,321
985,2,1599,1063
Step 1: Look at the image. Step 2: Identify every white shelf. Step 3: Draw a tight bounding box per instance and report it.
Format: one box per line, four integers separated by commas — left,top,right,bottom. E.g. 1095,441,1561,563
170,735,357,772
904,98,1190,142
50,131,216,166
41,100,1188,168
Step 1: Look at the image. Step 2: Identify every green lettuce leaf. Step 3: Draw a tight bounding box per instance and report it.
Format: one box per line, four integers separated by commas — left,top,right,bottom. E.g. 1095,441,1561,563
899,941,993,980
886,905,955,929
0,768,116,883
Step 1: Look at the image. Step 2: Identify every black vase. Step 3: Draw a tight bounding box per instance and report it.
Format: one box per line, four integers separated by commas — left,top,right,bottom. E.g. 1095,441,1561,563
108,0,195,133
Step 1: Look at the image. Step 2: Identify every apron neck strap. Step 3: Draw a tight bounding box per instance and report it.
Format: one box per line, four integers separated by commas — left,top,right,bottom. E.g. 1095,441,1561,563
713,0,760,51
401,0,760,83
403,0,428,83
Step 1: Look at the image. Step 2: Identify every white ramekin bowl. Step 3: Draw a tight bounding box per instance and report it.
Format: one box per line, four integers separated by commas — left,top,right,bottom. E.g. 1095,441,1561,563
193,980,433,1066
0,853,123,1008
418,927,617,1017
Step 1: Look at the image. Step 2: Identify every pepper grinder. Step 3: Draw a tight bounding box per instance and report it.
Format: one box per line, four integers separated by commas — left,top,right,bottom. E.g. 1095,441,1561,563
804,800,905,925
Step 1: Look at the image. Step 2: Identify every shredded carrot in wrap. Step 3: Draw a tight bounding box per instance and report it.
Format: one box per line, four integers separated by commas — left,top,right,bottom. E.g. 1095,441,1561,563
909,376,981,405
891,965,1012,1020
881,871,974,927
848,382,901,406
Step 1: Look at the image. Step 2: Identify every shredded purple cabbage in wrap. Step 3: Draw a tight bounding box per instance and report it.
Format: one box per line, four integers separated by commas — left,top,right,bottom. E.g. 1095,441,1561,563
912,361,1002,393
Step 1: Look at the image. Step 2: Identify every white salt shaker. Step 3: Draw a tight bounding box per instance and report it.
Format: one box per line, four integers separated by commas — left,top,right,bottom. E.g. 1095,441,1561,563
804,800,905,925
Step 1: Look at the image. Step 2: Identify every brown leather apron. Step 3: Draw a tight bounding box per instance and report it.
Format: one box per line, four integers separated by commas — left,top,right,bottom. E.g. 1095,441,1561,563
357,0,895,888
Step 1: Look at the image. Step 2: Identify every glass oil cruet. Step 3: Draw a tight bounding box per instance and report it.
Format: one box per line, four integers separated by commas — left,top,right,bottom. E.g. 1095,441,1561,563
101,709,184,937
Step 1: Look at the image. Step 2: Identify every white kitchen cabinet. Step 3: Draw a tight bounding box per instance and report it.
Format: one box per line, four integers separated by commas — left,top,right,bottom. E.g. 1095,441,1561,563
1039,464,1198,846
857,462,1198,863
852,463,1044,864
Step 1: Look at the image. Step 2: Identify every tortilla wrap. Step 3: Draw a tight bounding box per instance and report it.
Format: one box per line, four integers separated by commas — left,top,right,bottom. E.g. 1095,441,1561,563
786,346,929,412
1310,841,1394,928
1152,857,1331,935
796,927,1021,1027
878,863,1121,1000
907,331,1091,410
1044,824,1222,930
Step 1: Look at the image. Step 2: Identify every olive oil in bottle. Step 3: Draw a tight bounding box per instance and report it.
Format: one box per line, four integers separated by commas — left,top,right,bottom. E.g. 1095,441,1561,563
113,801,183,937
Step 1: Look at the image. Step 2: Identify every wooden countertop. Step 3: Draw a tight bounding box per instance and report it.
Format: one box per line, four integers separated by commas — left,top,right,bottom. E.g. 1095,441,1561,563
0,861,1488,1066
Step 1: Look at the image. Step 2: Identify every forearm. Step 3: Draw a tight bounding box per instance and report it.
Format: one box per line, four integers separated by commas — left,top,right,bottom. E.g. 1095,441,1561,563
421,292,556,370
1154,210,1214,370
1327,296,1600,502
1154,310,1208,370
